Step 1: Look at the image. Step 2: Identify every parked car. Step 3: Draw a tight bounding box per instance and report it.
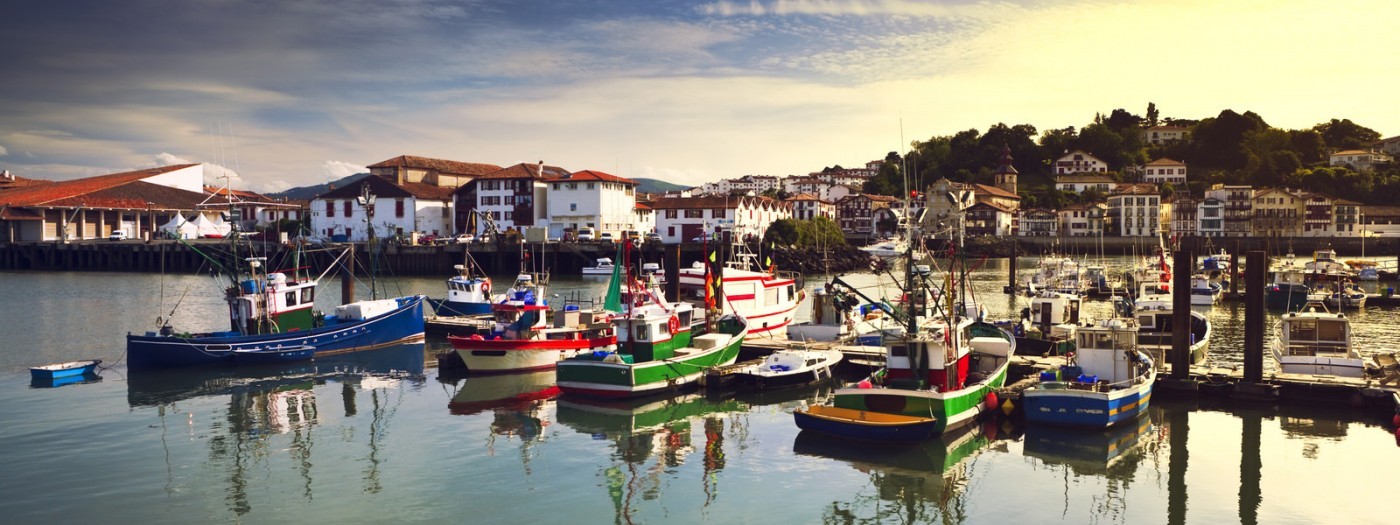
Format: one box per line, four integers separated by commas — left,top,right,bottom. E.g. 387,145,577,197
454,233,475,243
645,232,662,244
577,228,596,241
109,230,129,241
599,232,615,243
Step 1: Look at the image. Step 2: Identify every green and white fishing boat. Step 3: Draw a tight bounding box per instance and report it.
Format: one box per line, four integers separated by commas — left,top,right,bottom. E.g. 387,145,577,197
556,245,747,399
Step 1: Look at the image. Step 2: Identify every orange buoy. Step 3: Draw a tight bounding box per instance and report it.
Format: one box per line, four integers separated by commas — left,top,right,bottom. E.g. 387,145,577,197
857,379,872,389
985,392,998,412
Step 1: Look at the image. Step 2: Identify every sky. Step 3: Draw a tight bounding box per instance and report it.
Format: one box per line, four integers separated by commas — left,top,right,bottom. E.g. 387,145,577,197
1,0,1397,194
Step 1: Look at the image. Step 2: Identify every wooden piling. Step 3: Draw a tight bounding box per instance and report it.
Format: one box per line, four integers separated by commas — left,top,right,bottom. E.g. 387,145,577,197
341,245,355,305
1243,250,1266,383
664,244,681,303
1171,249,1192,380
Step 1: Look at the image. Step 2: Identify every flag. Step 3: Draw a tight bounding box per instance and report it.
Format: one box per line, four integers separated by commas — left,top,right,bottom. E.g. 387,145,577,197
603,243,624,312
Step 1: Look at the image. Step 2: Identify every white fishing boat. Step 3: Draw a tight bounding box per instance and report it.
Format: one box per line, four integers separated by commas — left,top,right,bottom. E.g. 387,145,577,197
1023,317,1154,428
1324,281,1367,309
677,241,802,336
859,238,906,258
1271,301,1364,377
1189,274,1222,306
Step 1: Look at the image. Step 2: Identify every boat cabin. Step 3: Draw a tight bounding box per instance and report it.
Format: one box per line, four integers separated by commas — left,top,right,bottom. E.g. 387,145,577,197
446,264,492,303
227,266,319,335
1027,291,1080,330
884,322,970,391
1067,318,1144,386
614,303,698,362
1277,306,1351,359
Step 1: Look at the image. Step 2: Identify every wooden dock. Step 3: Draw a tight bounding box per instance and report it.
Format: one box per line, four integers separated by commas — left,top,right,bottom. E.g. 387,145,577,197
425,314,492,335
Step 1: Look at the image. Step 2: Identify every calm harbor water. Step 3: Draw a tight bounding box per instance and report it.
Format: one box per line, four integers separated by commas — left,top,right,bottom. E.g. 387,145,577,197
2,257,1398,524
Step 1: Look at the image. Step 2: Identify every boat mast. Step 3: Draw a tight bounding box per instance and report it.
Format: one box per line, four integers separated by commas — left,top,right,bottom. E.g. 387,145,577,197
357,182,379,300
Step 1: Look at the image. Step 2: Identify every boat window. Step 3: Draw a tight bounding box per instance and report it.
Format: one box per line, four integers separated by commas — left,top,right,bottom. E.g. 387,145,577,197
890,344,907,357
1289,320,1316,341
635,324,648,341
1116,333,1134,347
285,291,297,307
766,287,779,305
661,319,671,336
1318,320,1345,341
301,287,314,303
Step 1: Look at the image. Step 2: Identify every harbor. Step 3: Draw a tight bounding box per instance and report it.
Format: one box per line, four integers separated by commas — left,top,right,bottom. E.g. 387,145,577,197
5,247,1400,523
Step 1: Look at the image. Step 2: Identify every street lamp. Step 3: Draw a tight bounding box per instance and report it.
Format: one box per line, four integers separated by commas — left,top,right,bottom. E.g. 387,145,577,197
356,183,376,242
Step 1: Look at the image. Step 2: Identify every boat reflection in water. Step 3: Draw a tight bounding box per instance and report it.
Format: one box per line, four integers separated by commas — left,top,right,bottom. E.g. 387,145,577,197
1023,410,1157,477
445,370,560,458
125,343,426,516
792,419,1007,524
556,392,753,523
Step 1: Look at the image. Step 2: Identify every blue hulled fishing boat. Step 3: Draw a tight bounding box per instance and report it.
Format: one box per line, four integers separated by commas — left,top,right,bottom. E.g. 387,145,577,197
128,242,426,369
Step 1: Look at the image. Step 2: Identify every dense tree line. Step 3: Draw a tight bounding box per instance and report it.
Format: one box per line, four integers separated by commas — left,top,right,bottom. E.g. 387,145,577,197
857,104,1396,206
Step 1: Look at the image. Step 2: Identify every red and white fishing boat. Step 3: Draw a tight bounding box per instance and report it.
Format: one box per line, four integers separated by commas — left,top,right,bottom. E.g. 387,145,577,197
677,240,802,336
448,273,617,373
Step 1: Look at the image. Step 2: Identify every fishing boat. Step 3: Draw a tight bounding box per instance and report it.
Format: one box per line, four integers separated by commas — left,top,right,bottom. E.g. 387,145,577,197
1324,281,1367,309
792,405,940,442
556,246,748,399
127,246,427,369
447,272,617,374
1271,301,1365,377
30,359,102,380
1189,273,1222,305
676,240,801,335
786,281,899,344
232,345,315,364
1130,275,1212,366
731,347,843,390
1011,289,1080,356
581,257,616,276
430,253,494,317
1267,263,1313,311
1304,248,1355,283
1027,254,1087,295
1023,317,1154,428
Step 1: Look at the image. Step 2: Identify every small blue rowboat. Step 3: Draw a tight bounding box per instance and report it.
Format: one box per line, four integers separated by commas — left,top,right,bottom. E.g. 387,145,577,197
30,359,102,381
233,345,316,365
793,405,939,442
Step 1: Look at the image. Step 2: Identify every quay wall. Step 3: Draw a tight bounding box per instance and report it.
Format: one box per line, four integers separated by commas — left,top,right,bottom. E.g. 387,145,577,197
2,237,1396,275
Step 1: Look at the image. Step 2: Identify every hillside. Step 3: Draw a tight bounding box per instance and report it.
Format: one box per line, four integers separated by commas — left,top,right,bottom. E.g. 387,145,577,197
268,173,370,201
634,177,688,194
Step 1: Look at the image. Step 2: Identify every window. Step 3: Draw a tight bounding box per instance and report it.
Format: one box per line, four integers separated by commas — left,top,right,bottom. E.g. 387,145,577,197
326,201,335,218
685,210,703,218
587,183,595,190
343,201,351,217
285,291,297,307
712,209,725,218
395,198,405,218
570,203,577,211
665,210,677,219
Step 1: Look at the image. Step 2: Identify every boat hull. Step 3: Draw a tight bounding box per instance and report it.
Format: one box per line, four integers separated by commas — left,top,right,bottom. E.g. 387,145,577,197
1266,285,1311,310
232,346,316,365
452,335,618,373
1023,379,1153,428
831,360,1009,435
555,335,743,399
29,360,102,380
430,298,493,317
127,295,427,369
793,406,939,442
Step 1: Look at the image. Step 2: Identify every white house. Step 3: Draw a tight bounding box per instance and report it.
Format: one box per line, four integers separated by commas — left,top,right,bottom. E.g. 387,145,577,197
1054,174,1116,194
1054,150,1109,175
784,193,835,220
1143,158,1187,186
1196,197,1225,237
1141,125,1188,145
783,176,828,199
544,169,638,239
1108,183,1163,237
1329,149,1392,172
651,195,791,243
455,162,565,236
633,202,655,236
311,174,456,241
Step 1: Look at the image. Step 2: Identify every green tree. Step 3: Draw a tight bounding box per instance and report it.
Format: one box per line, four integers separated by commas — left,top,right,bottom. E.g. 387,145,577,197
862,151,904,196
1146,102,1159,127
1289,129,1327,165
1187,109,1269,171
1312,119,1380,150
763,218,799,246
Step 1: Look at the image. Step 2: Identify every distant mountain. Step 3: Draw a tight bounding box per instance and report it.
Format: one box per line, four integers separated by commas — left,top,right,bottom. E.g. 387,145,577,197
268,173,371,201
634,177,689,194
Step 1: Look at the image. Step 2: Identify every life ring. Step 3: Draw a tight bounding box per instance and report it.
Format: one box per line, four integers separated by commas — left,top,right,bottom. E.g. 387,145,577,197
668,315,681,334
480,282,491,296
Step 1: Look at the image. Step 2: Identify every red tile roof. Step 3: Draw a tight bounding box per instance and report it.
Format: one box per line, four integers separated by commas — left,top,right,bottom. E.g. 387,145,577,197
0,164,200,208
476,162,570,180
367,155,502,176
1146,157,1185,166
316,175,455,201
565,170,635,185
971,183,1020,199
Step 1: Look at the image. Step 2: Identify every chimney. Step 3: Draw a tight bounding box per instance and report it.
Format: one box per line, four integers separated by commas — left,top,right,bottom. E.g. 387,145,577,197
328,183,336,191
537,160,544,178
1,170,11,181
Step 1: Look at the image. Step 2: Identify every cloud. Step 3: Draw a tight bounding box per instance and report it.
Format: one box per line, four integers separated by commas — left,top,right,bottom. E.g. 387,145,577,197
697,0,1016,19
0,143,7,156
322,160,368,181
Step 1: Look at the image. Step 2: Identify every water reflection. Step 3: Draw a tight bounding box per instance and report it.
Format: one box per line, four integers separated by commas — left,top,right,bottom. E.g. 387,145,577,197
1023,413,1160,524
793,420,1008,525
444,370,559,471
557,393,752,524
126,344,426,517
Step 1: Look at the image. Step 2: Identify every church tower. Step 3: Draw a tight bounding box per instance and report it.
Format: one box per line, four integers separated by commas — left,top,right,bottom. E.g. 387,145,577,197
994,143,1018,195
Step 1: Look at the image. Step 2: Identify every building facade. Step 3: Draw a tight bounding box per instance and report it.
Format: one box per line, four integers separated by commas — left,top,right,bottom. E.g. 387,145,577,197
1143,158,1187,186
1018,208,1057,236
544,170,638,239
1250,188,1302,237
1054,150,1109,175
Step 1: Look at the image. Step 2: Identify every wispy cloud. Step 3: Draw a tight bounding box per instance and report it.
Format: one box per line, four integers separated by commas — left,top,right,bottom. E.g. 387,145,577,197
697,0,1017,19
